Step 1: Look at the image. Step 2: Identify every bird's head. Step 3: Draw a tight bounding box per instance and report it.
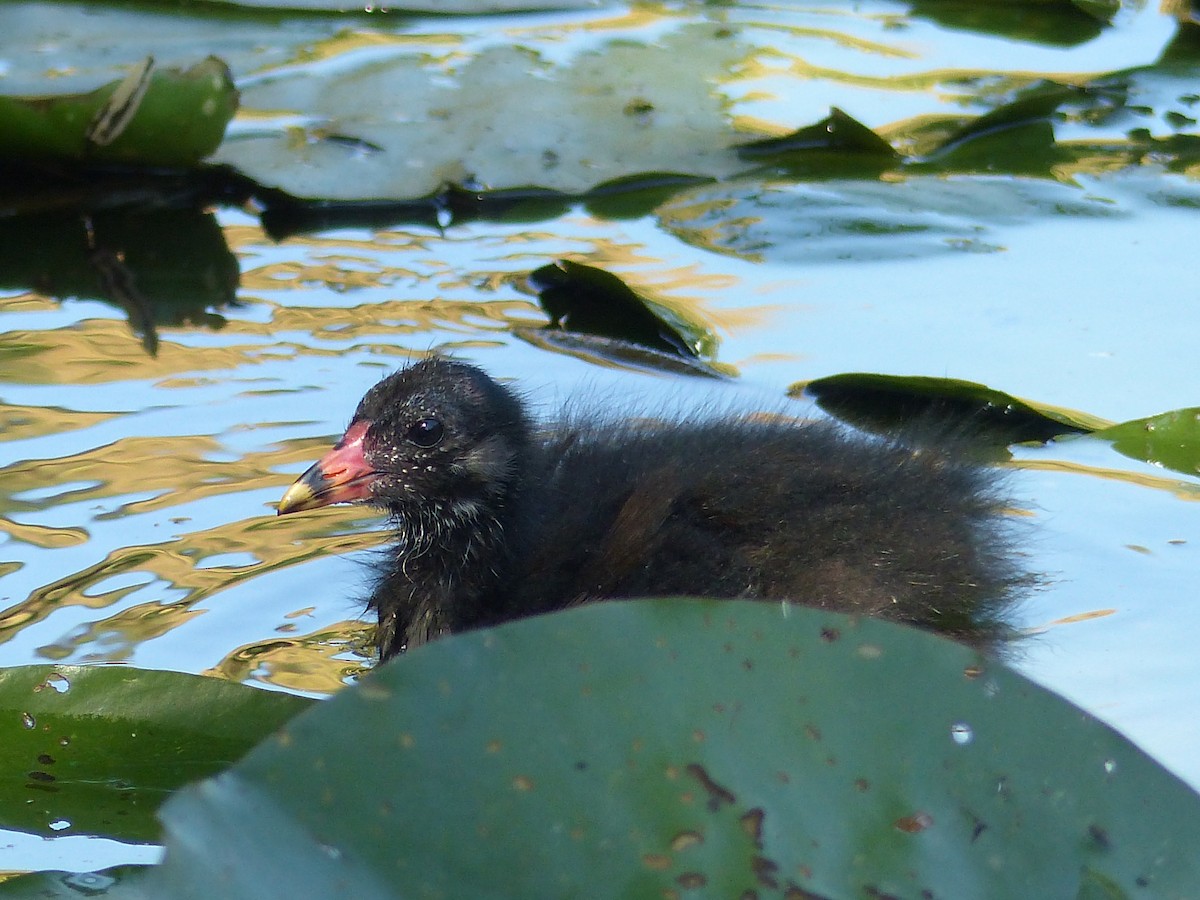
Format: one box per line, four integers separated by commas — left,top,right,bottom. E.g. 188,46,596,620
277,358,530,525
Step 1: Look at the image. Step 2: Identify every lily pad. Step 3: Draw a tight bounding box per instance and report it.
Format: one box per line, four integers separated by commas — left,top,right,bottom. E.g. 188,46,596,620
528,259,717,360
739,106,902,171
1095,407,1200,476
214,33,750,200
0,665,312,843
0,57,237,167
6,601,1200,897
799,373,1105,446
23,600,1200,898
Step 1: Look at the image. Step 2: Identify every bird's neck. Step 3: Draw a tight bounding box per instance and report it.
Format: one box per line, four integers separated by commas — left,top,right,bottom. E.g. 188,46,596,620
371,475,528,659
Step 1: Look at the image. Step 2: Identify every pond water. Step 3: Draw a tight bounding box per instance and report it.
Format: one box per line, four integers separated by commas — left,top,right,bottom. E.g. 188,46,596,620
1,0,1199,875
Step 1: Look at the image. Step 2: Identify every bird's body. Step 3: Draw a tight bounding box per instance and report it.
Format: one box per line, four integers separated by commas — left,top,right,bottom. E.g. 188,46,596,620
278,358,1022,660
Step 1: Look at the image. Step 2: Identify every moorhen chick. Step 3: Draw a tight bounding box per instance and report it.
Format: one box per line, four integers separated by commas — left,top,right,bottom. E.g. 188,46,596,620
278,357,1022,661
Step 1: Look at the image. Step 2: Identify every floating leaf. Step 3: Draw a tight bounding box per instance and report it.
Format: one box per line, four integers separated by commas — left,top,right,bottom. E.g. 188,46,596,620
528,259,716,360
6,602,1200,896
907,0,1107,45
0,57,238,167
0,665,312,843
1095,408,1200,477
1072,0,1121,23
214,35,750,199
800,373,1105,446
736,107,899,161
937,80,1082,149
7,601,1197,898
926,119,1063,175
582,172,716,220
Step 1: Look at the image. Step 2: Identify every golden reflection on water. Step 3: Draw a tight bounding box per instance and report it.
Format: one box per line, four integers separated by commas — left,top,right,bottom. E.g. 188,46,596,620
721,23,915,71
0,292,58,314
36,597,207,662
556,5,686,38
0,319,278,385
0,403,118,444
0,400,393,658
262,25,463,75
2,434,323,526
1015,458,1200,502
0,520,88,550
228,224,435,259
256,297,544,341
657,193,763,264
2,512,389,660
549,239,771,333
229,217,773,353
244,259,421,293
206,621,373,694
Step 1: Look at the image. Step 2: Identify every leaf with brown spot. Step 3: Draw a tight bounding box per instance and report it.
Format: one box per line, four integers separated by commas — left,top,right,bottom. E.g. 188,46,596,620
21,601,1200,898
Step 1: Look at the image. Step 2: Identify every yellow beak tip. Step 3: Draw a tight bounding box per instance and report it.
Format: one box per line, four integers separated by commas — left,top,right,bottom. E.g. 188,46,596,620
277,482,318,516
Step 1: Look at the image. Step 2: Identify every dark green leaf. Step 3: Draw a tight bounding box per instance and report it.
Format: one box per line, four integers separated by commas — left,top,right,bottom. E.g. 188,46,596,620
1071,0,1121,23
130,600,1200,898
939,80,1081,147
528,259,717,360
907,0,1106,45
439,182,573,225
582,172,716,220
0,666,312,843
736,107,899,165
929,119,1064,174
512,327,731,379
800,372,1104,446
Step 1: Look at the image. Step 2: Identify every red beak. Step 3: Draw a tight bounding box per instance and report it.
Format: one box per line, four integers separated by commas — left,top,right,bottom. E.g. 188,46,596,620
277,421,378,515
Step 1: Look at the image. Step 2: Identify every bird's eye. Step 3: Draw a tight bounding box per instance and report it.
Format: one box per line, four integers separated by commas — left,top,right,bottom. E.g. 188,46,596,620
406,417,444,448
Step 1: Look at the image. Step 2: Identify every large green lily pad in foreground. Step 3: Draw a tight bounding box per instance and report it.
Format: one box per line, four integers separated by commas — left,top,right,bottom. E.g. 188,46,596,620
11,600,1193,899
